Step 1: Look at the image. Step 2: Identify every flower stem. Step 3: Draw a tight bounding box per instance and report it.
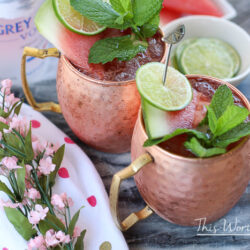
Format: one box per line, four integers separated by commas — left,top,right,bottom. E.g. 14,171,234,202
31,171,54,215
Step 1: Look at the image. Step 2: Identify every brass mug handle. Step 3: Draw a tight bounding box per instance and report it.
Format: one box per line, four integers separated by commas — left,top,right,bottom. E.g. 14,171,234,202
21,47,61,113
109,153,154,231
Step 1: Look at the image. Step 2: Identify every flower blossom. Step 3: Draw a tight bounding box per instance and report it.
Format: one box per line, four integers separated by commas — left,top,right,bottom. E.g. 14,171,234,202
29,205,49,225
28,235,46,250
1,79,12,95
45,230,70,247
1,156,22,170
5,93,20,106
27,188,41,200
73,226,81,238
9,114,29,136
51,193,74,209
0,199,21,208
38,157,56,175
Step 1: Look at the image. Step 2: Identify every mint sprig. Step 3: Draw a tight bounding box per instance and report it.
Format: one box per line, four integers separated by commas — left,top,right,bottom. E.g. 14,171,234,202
70,0,163,64
144,85,250,158
89,34,148,64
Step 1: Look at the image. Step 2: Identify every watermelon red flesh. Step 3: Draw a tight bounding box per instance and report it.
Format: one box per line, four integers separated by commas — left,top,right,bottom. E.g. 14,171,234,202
160,8,182,27
162,0,223,17
168,89,211,130
35,0,104,73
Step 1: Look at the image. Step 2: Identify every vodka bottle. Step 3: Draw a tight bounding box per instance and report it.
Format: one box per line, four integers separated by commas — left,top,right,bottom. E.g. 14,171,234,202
0,0,57,86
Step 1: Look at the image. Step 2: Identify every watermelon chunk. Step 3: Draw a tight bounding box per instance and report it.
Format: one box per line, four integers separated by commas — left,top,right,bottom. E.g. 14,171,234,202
142,89,211,139
162,0,223,17
35,0,103,73
160,7,182,27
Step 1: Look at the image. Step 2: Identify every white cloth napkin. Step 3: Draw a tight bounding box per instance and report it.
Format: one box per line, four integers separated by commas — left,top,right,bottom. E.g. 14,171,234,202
0,104,128,250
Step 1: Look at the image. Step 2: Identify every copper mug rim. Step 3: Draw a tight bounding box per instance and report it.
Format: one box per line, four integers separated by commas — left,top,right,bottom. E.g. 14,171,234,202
139,74,250,164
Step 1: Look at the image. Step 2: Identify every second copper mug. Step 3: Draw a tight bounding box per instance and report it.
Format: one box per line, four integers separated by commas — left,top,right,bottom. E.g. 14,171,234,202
21,46,166,153
110,75,250,231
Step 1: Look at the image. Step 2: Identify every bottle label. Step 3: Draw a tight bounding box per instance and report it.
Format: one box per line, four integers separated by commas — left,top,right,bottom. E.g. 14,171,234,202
0,9,56,85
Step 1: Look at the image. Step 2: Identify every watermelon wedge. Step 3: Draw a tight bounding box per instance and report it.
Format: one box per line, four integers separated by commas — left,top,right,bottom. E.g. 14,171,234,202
142,89,211,139
35,0,104,74
162,0,223,17
160,7,182,27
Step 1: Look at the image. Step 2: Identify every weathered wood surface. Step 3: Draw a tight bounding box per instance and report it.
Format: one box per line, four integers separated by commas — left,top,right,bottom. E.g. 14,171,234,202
13,0,250,249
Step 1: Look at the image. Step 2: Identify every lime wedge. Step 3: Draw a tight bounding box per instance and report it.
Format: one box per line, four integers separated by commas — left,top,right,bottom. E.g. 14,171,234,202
52,0,106,35
136,63,193,111
179,38,240,79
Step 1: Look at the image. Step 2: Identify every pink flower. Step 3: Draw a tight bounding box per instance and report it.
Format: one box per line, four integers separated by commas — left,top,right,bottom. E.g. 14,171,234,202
1,156,22,170
45,230,60,247
28,235,46,250
55,231,71,244
0,199,21,208
73,226,81,238
29,205,49,225
51,193,74,209
51,194,65,209
9,115,28,136
0,117,7,124
1,79,12,95
38,157,56,175
27,188,41,200
5,93,19,106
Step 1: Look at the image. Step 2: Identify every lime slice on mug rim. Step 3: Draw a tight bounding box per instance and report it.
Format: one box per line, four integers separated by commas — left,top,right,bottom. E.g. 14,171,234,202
136,63,193,111
52,0,106,35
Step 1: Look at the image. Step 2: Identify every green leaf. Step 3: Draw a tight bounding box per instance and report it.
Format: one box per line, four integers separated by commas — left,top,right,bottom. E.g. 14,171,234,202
74,229,86,250
207,106,217,134
14,102,23,116
70,0,130,29
39,212,66,235
89,35,147,64
2,101,21,118
110,0,133,18
4,207,36,240
17,163,26,199
184,137,226,158
132,0,163,26
142,13,160,38
24,124,34,162
214,122,250,148
4,133,24,152
0,121,9,131
210,85,234,119
0,180,15,200
49,145,65,187
0,139,26,159
143,128,208,147
68,207,84,236
214,105,249,137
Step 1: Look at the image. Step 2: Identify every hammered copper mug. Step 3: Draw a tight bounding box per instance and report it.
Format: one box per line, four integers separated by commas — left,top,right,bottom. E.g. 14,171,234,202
21,45,166,153
109,75,250,231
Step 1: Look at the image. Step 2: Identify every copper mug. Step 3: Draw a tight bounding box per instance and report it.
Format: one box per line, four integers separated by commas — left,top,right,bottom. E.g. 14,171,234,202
21,45,166,153
110,75,250,231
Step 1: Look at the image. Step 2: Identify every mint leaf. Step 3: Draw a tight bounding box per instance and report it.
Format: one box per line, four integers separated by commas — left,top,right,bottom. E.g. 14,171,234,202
185,137,226,158
70,0,130,29
143,128,208,147
214,122,250,148
110,0,133,18
207,106,217,134
214,105,249,137
142,13,160,38
132,0,163,26
89,35,147,64
210,85,234,119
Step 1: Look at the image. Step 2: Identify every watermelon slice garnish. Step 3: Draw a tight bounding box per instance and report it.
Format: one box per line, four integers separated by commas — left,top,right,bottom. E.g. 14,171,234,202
142,89,211,139
162,0,223,17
